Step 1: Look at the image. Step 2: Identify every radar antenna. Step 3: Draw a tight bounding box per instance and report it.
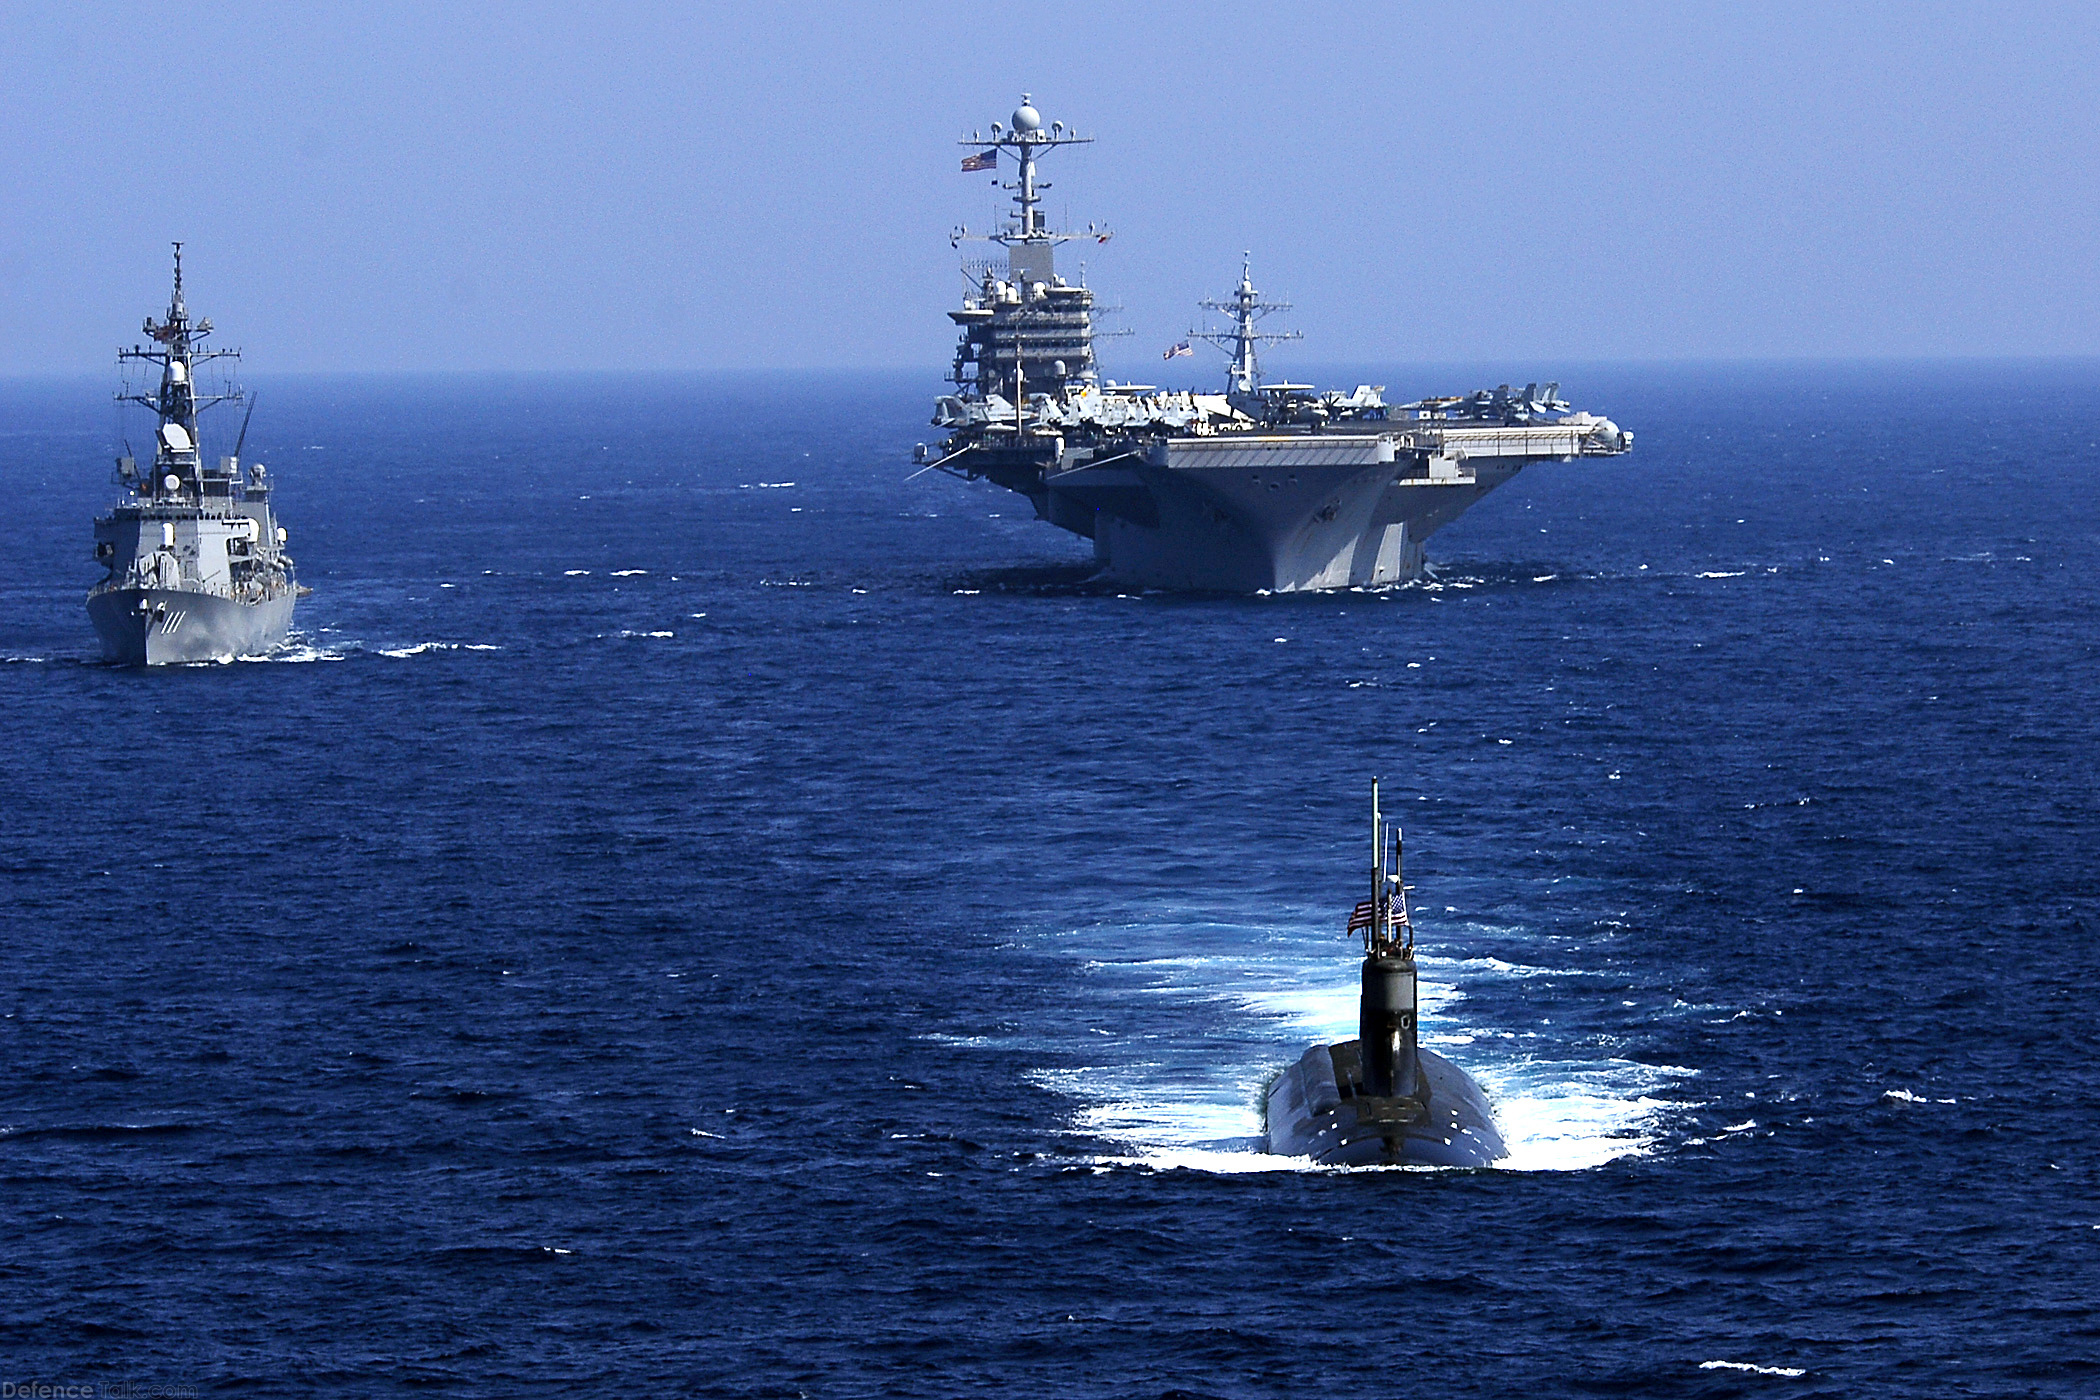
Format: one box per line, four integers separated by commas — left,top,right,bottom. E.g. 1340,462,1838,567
946,96,1111,400
1366,778,1414,958
956,93,1098,244
1193,253,1303,402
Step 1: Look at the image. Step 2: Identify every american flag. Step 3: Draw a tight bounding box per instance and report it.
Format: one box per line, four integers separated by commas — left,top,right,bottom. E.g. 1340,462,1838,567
960,149,997,173
1347,899,1377,934
1162,340,1193,361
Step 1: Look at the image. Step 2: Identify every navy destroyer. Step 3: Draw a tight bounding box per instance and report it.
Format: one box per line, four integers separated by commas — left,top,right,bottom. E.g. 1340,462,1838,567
89,246,296,664
1264,782,1508,1167
915,97,1633,592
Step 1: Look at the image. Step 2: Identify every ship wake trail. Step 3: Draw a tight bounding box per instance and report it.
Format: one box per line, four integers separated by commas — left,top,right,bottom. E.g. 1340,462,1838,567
234,638,507,663
373,641,505,659
251,640,352,663
1008,916,1692,1173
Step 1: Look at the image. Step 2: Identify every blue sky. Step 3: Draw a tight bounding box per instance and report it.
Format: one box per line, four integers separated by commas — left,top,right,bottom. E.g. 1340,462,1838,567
3,2,2097,373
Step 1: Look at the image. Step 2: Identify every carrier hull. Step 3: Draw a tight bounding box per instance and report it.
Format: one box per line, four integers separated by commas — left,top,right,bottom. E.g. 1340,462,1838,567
962,408,1626,594
1051,435,1529,591
87,586,293,666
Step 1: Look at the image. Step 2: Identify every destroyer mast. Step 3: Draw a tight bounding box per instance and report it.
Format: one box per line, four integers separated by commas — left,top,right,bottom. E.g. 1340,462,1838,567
117,243,244,499
1193,254,1303,412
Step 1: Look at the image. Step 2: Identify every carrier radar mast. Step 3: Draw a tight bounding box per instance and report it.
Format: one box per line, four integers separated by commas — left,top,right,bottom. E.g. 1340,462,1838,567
955,93,1101,249
1195,254,1303,406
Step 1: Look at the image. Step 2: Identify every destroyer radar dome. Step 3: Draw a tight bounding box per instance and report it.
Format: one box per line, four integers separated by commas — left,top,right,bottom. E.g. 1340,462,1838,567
1012,98,1041,132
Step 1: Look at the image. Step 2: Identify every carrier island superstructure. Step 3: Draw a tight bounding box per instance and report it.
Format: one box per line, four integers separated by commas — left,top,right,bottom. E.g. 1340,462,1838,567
915,98,1633,592
88,246,296,664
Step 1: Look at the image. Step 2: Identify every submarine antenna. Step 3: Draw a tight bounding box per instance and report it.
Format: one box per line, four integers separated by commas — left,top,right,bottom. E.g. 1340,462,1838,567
1369,776,1379,950
1393,824,1413,955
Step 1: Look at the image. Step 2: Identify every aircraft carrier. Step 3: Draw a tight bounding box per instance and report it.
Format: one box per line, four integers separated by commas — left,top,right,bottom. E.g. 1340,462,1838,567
916,97,1634,592
88,245,296,665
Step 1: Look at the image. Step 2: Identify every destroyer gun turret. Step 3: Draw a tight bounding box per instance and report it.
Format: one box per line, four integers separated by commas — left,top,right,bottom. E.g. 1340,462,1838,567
916,97,1632,593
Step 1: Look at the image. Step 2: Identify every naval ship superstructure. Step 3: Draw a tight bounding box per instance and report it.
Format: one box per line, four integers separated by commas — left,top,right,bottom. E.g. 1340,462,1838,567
916,98,1634,592
88,246,296,665
1264,783,1508,1167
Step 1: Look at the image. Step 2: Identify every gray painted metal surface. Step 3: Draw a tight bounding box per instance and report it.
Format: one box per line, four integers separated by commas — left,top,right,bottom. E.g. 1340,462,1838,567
88,247,296,665
923,99,1633,593
87,586,296,666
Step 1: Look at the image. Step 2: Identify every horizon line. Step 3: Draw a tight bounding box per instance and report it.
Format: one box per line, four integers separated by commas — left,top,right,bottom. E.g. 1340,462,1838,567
3,351,2100,381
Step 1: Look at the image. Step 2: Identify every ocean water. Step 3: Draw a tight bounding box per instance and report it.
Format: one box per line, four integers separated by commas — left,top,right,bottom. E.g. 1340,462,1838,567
1,363,2094,1396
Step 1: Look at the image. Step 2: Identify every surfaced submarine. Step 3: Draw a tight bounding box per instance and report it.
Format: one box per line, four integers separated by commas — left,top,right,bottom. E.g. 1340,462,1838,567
1264,782,1509,1167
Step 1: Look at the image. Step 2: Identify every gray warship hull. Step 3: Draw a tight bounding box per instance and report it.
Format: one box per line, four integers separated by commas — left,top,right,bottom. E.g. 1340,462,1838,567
1265,1038,1506,1168
1033,426,1603,591
87,586,293,666
947,414,1632,592
1078,443,1507,592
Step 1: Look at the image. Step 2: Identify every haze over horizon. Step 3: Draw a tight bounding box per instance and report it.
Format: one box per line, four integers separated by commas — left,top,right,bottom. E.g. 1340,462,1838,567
4,2,2097,377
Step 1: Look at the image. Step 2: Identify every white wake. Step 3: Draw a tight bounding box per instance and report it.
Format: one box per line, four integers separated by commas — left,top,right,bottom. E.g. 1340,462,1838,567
1025,920,1691,1174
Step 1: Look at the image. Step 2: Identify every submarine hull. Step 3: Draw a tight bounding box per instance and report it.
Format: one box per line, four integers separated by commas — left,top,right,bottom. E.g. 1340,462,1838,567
1264,1038,1507,1167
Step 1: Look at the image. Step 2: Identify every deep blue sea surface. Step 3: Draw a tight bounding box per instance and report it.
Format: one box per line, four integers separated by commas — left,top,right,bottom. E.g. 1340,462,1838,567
1,363,2095,1396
